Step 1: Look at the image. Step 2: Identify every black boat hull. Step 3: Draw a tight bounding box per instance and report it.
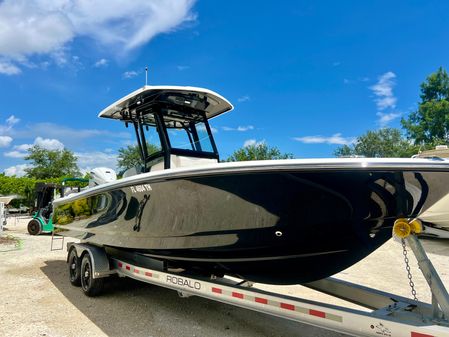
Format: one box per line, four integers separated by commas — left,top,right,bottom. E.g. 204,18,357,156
53,165,449,284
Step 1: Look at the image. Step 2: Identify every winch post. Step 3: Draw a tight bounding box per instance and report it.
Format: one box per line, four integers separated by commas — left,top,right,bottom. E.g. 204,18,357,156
405,234,449,318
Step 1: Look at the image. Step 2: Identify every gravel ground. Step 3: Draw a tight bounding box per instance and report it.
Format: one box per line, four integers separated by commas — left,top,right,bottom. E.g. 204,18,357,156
1,216,449,337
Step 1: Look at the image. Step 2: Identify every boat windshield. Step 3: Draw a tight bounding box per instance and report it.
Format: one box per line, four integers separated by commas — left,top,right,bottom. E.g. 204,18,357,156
141,124,162,154
136,110,218,171
167,121,215,153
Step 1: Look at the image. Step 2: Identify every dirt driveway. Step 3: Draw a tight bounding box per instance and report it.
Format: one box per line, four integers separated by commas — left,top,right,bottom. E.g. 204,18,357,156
1,217,449,337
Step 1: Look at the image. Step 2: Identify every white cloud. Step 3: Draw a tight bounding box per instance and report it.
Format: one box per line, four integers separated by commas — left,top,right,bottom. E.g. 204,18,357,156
176,65,189,71
94,58,108,68
4,150,26,158
0,1,74,58
4,143,31,158
6,137,63,157
237,125,254,132
222,125,254,132
332,61,341,67
197,124,217,134
0,114,19,134
244,139,256,147
75,151,118,172
72,55,82,65
14,143,32,151
377,112,401,127
294,133,356,145
23,122,131,141
68,0,197,51
243,139,264,147
237,95,250,103
50,48,69,67
6,115,19,125
4,164,30,177
0,115,18,146
0,60,21,75
0,0,197,74
34,136,64,150
370,72,397,110
0,135,12,147
123,70,139,79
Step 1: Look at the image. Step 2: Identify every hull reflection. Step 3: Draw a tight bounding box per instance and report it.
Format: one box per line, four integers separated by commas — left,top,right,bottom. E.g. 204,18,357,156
52,166,449,284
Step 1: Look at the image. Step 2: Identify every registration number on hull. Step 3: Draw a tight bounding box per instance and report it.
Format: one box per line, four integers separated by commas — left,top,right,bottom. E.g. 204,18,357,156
130,184,152,193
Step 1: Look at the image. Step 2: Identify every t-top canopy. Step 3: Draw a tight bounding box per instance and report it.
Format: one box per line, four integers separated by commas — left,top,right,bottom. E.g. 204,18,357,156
98,86,233,124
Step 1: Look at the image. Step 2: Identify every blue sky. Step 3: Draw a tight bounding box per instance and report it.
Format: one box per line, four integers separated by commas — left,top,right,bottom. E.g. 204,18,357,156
0,0,448,175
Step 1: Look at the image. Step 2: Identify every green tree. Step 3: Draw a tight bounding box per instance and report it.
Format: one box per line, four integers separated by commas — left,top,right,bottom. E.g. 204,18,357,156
24,146,80,179
117,143,159,172
334,128,419,158
401,67,449,144
226,142,293,161
0,174,72,208
0,174,36,207
334,145,354,157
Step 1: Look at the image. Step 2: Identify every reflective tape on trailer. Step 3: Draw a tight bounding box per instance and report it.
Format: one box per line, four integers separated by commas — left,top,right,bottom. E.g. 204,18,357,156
116,260,342,323
112,258,449,337
117,261,160,279
209,286,342,323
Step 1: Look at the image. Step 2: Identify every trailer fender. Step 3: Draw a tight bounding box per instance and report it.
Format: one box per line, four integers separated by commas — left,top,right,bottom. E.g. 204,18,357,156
67,243,113,279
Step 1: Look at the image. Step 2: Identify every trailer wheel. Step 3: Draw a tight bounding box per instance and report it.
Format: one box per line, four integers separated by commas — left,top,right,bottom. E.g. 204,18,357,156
80,254,104,297
68,248,81,286
27,219,41,235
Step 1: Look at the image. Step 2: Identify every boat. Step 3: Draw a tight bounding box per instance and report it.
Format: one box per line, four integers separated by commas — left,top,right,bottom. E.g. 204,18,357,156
52,85,449,285
0,195,18,205
410,146,449,239
413,145,449,160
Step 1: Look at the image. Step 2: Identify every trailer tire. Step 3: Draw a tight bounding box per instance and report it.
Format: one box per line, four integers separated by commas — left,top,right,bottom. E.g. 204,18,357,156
80,254,104,297
68,248,81,286
27,219,41,235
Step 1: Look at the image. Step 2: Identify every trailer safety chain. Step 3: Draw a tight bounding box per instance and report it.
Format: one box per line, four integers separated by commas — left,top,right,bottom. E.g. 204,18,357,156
401,238,418,301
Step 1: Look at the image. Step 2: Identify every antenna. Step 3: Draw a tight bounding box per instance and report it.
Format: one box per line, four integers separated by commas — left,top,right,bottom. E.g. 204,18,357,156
145,66,148,86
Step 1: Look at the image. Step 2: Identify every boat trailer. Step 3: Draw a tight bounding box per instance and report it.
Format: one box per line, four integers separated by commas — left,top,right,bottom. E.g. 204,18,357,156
63,222,449,337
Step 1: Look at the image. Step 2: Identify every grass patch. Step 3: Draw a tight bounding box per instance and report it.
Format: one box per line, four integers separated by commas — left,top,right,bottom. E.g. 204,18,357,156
0,234,23,250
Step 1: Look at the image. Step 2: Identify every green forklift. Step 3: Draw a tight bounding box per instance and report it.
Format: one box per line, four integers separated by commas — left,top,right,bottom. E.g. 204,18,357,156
27,178,88,235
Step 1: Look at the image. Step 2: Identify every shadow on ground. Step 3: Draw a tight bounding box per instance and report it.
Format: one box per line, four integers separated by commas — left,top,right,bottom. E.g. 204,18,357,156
41,260,346,337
